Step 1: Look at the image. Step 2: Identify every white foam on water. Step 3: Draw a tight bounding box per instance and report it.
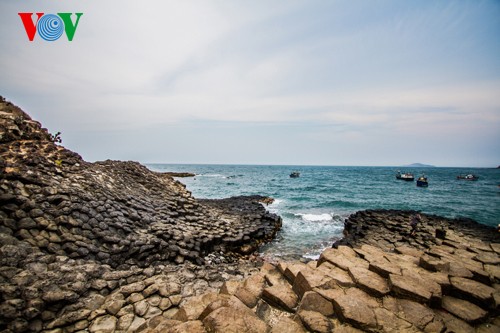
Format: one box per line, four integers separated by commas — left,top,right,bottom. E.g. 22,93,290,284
303,253,321,260
260,211,345,261
268,198,283,208
264,198,283,214
197,174,226,178
295,213,333,222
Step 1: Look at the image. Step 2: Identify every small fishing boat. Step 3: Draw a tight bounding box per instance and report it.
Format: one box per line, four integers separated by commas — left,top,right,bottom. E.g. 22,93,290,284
289,171,300,178
416,175,428,187
396,171,414,181
456,174,479,181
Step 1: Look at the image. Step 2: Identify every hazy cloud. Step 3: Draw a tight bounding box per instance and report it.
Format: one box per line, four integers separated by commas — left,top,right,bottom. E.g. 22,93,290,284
1,0,499,166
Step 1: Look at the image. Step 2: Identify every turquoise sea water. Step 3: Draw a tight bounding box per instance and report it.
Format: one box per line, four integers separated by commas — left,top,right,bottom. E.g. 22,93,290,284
147,164,500,260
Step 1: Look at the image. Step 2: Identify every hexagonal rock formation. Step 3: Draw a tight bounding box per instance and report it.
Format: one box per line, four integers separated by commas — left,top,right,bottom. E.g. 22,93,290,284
0,97,281,268
137,211,499,332
0,97,281,332
2,96,499,332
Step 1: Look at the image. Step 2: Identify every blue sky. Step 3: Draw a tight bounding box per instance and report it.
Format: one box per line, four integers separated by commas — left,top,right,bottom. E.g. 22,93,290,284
1,1,499,167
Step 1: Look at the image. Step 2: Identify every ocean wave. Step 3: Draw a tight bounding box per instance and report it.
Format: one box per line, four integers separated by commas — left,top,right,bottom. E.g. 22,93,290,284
295,213,333,222
197,174,226,178
226,174,244,179
268,198,283,206
197,173,244,179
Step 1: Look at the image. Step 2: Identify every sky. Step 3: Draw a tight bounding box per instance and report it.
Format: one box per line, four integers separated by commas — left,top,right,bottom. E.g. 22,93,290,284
1,1,499,167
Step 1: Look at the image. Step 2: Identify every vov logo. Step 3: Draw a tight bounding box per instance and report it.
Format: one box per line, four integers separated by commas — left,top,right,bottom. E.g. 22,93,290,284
18,13,83,42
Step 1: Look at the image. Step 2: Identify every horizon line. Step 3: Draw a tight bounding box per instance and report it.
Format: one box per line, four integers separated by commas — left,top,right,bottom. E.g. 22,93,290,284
141,162,499,169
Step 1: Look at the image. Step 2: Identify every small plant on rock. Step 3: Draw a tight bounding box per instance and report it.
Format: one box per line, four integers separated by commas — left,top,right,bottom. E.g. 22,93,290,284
50,131,62,143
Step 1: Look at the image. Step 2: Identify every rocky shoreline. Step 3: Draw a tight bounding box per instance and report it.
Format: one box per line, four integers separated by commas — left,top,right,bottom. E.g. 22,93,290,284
1,96,499,332
0,97,280,332
160,173,196,178
141,210,498,333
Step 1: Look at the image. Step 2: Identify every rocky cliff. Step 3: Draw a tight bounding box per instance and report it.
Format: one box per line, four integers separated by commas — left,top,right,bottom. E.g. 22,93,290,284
0,96,281,332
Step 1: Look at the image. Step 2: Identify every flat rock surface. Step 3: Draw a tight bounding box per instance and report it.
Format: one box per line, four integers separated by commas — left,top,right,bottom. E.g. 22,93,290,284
348,266,390,297
441,296,488,323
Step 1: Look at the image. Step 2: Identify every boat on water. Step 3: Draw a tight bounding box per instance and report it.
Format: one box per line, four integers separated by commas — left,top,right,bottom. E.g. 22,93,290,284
457,174,479,181
290,171,300,178
396,171,414,181
416,175,428,187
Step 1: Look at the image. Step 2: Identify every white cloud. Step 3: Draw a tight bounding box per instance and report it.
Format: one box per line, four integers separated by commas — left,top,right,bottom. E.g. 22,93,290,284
0,0,499,165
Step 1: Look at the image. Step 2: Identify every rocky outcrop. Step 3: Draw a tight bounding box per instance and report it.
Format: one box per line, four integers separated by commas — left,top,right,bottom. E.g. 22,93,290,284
162,172,196,178
0,97,281,332
148,210,499,332
333,209,498,251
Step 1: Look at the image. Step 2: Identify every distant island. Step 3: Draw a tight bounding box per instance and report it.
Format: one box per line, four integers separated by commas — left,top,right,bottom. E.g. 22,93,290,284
402,163,436,168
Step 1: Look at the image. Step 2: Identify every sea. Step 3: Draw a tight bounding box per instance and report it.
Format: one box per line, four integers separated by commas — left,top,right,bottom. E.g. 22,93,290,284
146,164,500,261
